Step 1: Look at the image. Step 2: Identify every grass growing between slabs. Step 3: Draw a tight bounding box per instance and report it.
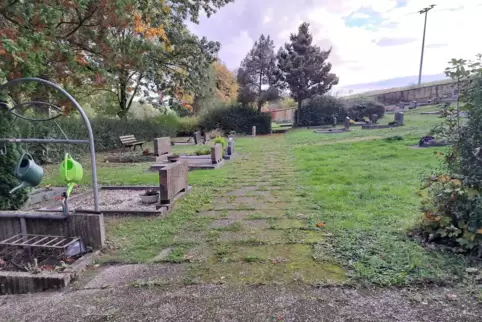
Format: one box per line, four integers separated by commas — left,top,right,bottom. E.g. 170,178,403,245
37,111,478,286
286,123,473,285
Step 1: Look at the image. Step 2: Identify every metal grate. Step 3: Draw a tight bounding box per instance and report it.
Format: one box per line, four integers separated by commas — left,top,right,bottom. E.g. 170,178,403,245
0,234,80,250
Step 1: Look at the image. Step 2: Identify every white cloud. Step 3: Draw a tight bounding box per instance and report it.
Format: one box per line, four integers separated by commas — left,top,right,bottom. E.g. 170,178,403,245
190,0,482,89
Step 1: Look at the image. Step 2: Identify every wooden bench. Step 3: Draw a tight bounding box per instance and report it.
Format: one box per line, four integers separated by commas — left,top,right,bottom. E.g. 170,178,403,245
119,135,145,151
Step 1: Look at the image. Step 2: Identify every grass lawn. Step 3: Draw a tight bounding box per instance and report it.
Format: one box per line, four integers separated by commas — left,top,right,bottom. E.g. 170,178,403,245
37,110,479,286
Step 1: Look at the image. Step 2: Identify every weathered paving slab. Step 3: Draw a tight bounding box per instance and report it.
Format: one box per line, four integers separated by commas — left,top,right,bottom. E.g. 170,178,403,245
82,264,185,289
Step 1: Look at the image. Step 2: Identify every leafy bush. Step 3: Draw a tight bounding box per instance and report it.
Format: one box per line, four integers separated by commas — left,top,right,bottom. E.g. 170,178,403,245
0,105,29,210
177,117,200,136
200,104,271,135
346,97,385,121
191,147,211,156
214,136,226,148
16,114,179,163
298,95,348,127
419,57,482,256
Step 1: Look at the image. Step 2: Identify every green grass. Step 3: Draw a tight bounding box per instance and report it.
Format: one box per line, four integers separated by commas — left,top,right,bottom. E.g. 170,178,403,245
286,115,470,285
38,114,478,286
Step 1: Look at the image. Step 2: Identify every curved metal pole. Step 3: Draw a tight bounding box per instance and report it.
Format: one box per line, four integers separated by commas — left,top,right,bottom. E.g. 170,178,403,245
0,77,100,212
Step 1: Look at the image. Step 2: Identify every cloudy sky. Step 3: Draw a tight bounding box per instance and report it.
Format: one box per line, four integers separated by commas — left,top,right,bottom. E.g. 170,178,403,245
189,0,482,93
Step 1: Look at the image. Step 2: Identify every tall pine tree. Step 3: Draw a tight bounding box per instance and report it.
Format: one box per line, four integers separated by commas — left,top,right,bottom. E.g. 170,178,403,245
0,100,29,210
277,22,339,125
238,34,282,111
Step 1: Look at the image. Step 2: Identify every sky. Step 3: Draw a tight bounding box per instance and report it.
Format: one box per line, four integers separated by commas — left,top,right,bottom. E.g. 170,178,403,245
189,0,482,94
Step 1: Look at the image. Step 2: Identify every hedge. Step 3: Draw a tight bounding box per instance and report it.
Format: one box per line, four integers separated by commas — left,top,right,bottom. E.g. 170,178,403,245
200,104,272,135
177,116,200,136
298,95,348,127
15,114,179,163
297,95,386,127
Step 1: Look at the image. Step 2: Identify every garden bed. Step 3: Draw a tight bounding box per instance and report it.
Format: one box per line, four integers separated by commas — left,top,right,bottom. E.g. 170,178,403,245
37,186,189,216
104,153,156,163
0,249,98,295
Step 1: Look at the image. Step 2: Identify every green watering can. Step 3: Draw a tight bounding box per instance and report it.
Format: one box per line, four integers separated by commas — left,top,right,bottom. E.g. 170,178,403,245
59,153,83,197
10,152,44,194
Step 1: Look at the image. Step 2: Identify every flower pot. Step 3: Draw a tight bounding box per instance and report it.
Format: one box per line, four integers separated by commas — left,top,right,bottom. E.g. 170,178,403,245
139,192,159,204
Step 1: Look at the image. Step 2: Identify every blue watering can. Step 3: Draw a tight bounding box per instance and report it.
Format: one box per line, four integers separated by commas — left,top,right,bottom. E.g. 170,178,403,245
9,152,44,194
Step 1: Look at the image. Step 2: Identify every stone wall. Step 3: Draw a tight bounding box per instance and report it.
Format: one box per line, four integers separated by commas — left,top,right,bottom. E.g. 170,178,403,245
357,81,461,105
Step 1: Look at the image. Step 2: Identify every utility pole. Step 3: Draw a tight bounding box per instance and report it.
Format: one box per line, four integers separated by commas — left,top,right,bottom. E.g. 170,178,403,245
418,4,436,86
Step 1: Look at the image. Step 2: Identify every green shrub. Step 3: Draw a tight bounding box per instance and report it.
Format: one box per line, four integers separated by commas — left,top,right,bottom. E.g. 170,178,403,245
177,117,199,136
200,104,271,135
298,95,348,127
192,147,211,156
419,59,482,256
0,105,29,210
346,101,386,121
16,114,179,163
214,136,226,148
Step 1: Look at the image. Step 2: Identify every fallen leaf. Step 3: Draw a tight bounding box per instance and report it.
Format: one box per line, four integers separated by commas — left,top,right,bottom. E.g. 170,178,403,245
316,222,325,228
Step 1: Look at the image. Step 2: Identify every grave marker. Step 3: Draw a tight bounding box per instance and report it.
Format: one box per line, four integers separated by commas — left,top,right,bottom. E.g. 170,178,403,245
394,112,404,125
344,117,351,131
193,131,202,145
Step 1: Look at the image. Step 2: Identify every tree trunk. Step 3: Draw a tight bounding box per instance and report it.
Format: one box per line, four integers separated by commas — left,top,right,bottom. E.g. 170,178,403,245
118,72,128,119
257,100,262,112
296,99,302,126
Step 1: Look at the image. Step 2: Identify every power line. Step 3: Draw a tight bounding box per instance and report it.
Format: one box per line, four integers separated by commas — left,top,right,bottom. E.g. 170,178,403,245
418,4,436,86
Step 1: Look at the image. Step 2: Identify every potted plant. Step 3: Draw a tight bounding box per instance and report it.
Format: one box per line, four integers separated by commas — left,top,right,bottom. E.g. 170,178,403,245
139,189,159,204
167,154,180,162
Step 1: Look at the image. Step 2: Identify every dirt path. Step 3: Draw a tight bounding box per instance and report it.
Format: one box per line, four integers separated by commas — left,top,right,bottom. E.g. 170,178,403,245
1,134,481,321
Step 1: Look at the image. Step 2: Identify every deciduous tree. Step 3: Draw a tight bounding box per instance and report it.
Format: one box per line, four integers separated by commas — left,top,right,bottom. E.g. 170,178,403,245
277,22,339,125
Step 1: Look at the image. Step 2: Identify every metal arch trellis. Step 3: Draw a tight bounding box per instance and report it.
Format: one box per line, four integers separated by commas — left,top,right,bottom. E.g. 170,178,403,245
0,77,100,212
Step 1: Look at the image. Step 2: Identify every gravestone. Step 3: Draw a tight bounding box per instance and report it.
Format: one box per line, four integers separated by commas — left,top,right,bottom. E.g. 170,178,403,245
332,116,337,127
203,131,210,144
158,160,188,205
193,131,202,145
370,114,378,124
227,136,235,156
153,137,171,157
252,126,256,137
344,117,351,131
211,143,223,164
394,112,404,125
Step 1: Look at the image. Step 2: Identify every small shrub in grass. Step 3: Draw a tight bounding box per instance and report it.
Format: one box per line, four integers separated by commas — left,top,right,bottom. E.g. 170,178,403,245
214,136,226,148
191,148,211,156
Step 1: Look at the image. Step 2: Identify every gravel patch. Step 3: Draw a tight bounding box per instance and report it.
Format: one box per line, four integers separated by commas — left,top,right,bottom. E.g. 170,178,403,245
56,189,160,211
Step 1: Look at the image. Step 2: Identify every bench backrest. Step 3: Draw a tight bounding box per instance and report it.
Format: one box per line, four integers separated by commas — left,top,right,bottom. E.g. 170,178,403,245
119,135,138,145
